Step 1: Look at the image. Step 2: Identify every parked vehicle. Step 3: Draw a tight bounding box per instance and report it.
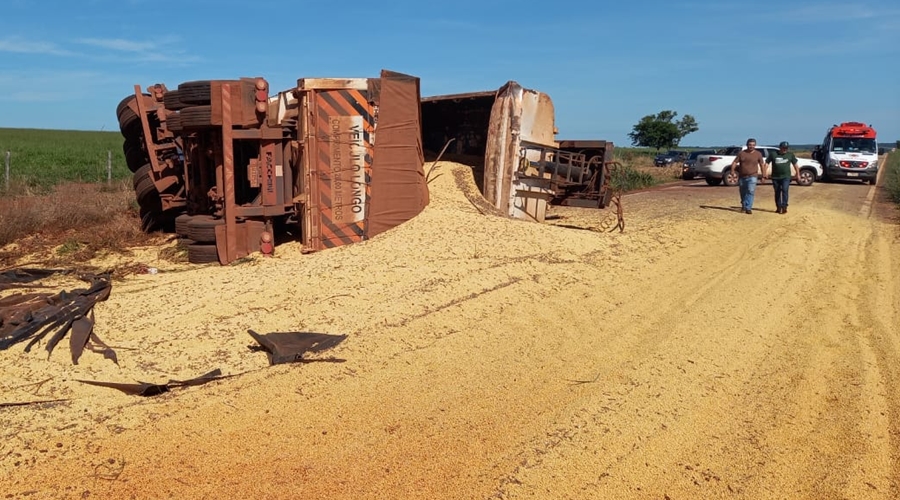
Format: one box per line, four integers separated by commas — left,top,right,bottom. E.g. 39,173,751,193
681,149,717,180
694,146,822,186
812,122,878,184
653,150,687,167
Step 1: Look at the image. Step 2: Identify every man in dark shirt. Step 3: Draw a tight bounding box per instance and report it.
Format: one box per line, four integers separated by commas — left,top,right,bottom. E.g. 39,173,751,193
730,138,766,214
765,141,799,214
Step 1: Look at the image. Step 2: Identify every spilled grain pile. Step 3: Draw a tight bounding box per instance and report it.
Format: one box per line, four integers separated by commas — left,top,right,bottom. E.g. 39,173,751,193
0,161,630,479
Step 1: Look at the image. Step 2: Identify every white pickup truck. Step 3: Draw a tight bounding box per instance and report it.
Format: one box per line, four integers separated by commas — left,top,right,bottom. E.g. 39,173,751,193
693,146,823,186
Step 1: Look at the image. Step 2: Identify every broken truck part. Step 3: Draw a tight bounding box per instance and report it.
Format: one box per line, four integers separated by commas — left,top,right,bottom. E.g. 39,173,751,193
0,270,115,364
248,330,347,365
117,70,428,264
421,82,615,222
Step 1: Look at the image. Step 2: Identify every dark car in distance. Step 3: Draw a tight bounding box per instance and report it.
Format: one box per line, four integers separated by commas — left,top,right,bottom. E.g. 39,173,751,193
654,150,688,167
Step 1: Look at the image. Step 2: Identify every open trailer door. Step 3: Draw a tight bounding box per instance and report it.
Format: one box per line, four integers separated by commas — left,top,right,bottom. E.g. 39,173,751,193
368,70,428,238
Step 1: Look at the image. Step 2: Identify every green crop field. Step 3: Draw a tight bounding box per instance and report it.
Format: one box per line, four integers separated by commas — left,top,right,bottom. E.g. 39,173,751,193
0,128,130,190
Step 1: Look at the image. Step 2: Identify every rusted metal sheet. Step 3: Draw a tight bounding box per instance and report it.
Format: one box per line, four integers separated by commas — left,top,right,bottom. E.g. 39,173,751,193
421,90,497,103
0,271,114,364
557,139,615,163
248,330,347,365
368,70,428,238
518,88,557,148
298,78,369,91
482,81,559,217
209,79,262,128
78,369,226,397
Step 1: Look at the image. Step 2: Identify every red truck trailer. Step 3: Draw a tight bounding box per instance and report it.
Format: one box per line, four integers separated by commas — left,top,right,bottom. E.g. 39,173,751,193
117,70,428,264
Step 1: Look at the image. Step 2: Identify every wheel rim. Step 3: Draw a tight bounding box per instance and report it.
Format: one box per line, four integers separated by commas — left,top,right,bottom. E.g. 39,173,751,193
800,170,813,184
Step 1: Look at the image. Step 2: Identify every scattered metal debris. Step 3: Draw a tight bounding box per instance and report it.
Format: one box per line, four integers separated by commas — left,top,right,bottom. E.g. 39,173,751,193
608,161,626,232
248,329,347,365
0,398,71,408
0,268,69,290
425,138,457,184
596,161,626,233
77,369,227,397
0,269,114,364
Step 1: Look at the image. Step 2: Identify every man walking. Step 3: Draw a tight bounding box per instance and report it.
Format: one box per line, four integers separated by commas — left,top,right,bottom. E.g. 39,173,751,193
765,141,799,214
730,138,766,214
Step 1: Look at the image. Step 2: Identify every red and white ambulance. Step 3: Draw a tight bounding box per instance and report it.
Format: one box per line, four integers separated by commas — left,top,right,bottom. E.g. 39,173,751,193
813,122,878,184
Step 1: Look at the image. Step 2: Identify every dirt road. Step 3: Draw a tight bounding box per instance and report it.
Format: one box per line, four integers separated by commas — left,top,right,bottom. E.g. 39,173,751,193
2,164,899,499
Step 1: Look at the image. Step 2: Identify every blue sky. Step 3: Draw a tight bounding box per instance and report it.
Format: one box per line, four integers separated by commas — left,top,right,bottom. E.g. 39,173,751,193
0,0,897,147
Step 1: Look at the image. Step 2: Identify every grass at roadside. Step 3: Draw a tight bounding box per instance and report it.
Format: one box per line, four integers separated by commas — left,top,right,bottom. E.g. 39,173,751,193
615,153,681,191
884,152,900,204
0,182,161,267
0,128,129,191
610,164,657,192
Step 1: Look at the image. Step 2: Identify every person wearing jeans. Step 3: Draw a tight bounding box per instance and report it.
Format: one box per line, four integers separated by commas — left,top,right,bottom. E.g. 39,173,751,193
730,138,766,214
738,175,758,214
765,141,799,214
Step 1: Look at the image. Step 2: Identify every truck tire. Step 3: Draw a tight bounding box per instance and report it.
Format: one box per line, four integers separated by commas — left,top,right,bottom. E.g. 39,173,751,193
166,113,183,133
132,164,152,190
798,168,815,186
177,81,212,105
118,108,140,137
132,164,163,210
116,94,145,123
123,137,148,173
187,216,224,243
174,214,192,237
134,173,157,206
682,171,695,180
705,177,723,186
187,243,219,264
180,105,213,129
117,94,154,138
163,90,189,111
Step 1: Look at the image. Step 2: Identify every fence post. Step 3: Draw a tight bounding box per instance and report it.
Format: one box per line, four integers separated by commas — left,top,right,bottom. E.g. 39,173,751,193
107,150,112,185
4,150,9,191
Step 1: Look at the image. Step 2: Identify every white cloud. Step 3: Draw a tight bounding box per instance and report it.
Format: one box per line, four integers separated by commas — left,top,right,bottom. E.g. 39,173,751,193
76,37,157,52
0,37,73,56
0,70,102,102
0,35,199,64
73,36,200,64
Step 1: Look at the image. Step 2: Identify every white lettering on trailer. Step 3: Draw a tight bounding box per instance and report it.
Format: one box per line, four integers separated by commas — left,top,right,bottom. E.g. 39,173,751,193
329,116,367,223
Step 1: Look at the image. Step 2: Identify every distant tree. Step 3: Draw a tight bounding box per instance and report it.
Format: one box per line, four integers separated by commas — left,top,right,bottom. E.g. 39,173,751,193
628,111,699,151
895,139,900,149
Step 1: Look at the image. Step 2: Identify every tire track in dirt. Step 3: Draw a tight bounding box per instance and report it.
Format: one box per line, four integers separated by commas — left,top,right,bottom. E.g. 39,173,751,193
3,165,898,499
494,204,900,499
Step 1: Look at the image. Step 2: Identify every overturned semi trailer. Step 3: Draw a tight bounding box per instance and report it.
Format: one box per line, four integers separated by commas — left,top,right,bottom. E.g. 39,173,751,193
421,82,613,222
118,70,428,264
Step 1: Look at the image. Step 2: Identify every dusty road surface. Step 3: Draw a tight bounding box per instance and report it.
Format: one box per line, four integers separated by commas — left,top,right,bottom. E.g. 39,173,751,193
2,162,899,499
